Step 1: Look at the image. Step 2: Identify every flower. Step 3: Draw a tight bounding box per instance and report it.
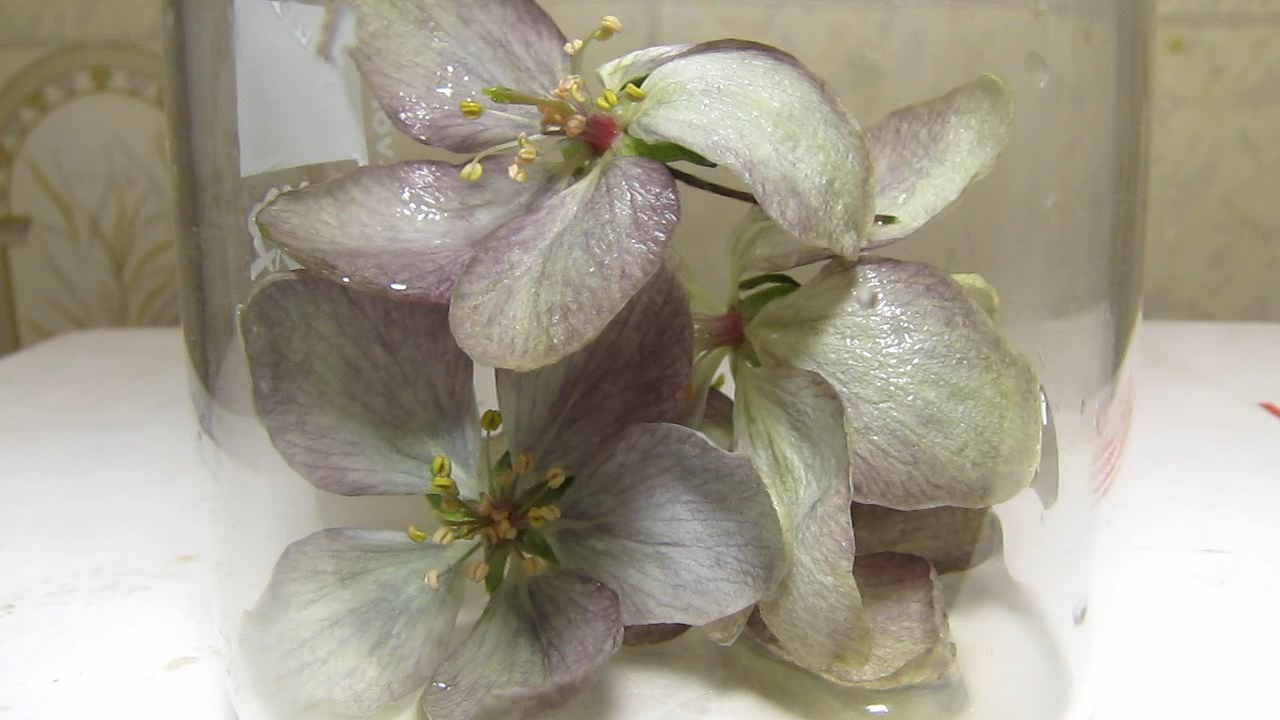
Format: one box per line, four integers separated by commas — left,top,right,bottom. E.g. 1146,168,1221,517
237,269,784,719
682,77,1041,688
255,0,873,371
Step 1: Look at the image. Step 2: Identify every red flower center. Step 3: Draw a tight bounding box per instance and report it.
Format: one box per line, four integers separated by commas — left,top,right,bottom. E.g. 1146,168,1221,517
582,114,621,155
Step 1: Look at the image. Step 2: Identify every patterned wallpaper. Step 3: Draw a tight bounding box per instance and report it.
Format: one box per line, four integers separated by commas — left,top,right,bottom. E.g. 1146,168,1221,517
0,0,174,354
0,0,1274,356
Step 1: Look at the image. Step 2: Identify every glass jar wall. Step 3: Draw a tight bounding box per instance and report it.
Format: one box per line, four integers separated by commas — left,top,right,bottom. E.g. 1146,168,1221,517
166,1,1148,718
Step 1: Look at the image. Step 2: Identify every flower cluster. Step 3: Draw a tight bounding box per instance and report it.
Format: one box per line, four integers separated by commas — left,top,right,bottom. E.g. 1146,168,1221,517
238,1,1046,718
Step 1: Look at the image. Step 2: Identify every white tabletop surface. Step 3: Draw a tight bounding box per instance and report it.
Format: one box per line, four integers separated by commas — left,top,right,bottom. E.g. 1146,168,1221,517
1,323,1278,720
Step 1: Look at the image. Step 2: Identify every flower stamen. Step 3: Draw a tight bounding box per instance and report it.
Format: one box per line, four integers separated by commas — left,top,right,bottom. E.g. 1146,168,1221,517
480,409,503,433
424,568,442,590
594,15,623,41
468,561,490,583
406,525,429,543
458,99,484,119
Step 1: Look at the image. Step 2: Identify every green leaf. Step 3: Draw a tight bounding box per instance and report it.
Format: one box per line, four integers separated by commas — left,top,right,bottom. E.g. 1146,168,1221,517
616,136,716,167
738,272,800,292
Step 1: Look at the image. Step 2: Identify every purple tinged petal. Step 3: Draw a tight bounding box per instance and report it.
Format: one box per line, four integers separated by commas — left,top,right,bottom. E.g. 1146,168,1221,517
556,423,785,626
864,75,1013,248
240,530,473,717
853,504,1004,575
628,40,874,257
450,157,681,371
257,159,555,303
420,571,623,720
747,552,955,690
348,0,569,153
747,257,1043,510
241,274,481,496
495,267,691,479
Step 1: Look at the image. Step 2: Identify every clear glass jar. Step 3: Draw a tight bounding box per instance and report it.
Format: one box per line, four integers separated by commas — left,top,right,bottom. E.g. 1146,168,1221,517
166,1,1149,718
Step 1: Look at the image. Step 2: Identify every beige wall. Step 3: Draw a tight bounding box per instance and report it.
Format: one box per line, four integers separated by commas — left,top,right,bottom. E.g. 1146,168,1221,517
1146,0,1280,320
0,0,1274,355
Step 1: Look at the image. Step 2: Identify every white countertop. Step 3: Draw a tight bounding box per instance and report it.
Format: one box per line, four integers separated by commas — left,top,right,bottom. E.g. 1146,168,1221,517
1,323,1277,720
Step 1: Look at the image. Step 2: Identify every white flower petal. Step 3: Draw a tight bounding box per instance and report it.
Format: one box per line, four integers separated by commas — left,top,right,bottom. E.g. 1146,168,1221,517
596,44,693,91
348,0,569,153
730,205,837,278
450,157,680,371
421,571,622,720
735,365,866,671
556,423,785,626
748,257,1042,510
241,530,473,717
865,75,1013,247
629,40,873,256
241,274,481,496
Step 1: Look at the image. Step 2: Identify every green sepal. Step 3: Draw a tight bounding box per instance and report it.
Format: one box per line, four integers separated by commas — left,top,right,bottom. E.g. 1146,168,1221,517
519,530,559,565
517,476,577,508
740,284,800,324
615,136,716,168
484,545,511,594
426,494,472,524
874,214,900,227
492,451,513,475
738,273,801,292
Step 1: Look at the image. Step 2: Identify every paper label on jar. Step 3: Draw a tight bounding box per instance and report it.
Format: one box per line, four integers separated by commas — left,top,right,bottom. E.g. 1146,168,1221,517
233,0,368,177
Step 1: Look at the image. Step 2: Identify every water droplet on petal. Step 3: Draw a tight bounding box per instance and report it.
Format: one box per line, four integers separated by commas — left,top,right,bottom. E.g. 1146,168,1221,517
389,282,409,292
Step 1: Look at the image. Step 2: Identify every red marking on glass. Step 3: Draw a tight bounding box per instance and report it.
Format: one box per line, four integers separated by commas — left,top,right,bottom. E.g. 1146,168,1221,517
1261,402,1280,421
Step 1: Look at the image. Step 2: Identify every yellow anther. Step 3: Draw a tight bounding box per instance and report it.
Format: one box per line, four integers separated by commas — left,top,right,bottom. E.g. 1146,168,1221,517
623,83,646,101
491,508,511,522
570,78,589,104
603,88,619,107
563,39,585,56
545,467,567,489
594,15,623,40
529,505,561,523
478,492,494,516
431,475,456,491
459,162,484,182
517,146,538,164
514,451,535,475
480,526,499,546
522,555,547,576
431,455,453,478
480,409,503,432
508,163,529,182
469,561,490,583
432,526,456,545
459,99,484,119
424,568,441,590
456,525,477,540
407,525,429,543
565,115,587,137
594,96,613,112
502,525,520,541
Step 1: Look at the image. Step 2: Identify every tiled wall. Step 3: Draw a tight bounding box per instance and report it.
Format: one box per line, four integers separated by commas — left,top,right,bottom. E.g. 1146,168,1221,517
0,0,1274,355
